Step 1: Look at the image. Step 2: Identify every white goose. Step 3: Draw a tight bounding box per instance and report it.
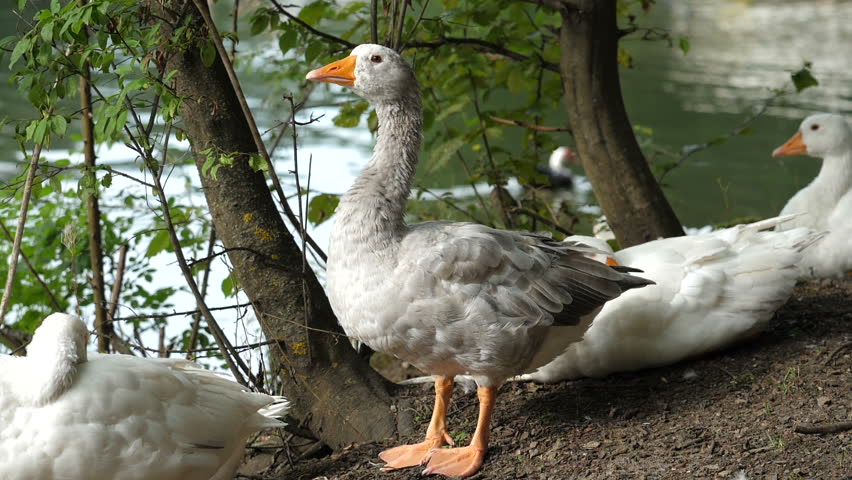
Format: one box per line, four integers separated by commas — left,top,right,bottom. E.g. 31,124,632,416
772,113,852,278
520,216,821,382
0,313,288,480
306,44,652,477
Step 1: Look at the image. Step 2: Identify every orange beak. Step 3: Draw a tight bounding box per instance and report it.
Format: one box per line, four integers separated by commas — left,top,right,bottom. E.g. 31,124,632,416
772,131,808,157
605,256,619,267
305,55,357,87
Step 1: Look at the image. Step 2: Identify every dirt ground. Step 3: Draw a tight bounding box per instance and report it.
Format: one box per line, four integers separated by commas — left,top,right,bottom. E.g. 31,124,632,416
244,279,851,480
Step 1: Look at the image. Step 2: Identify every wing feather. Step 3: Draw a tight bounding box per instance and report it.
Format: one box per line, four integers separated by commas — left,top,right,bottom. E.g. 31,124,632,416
404,222,652,329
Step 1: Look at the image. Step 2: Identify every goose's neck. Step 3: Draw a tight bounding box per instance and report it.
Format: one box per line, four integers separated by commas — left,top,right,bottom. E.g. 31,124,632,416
335,94,422,243
812,149,852,198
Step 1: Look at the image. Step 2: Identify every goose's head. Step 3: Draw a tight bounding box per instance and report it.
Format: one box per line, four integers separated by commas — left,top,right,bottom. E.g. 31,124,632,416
28,313,89,365
773,113,852,159
306,44,417,104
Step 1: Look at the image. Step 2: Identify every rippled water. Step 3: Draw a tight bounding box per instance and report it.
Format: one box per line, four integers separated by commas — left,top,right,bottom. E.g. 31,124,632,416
619,0,852,226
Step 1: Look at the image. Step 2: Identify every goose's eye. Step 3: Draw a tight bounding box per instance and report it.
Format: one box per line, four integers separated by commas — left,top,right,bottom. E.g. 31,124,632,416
370,55,383,64
811,124,820,131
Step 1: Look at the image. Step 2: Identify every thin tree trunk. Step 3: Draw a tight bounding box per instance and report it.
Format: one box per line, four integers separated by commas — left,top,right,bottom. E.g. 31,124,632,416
153,1,407,448
558,0,684,246
79,37,111,352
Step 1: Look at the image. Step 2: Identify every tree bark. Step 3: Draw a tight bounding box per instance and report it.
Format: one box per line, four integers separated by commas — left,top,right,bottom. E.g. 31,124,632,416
155,1,406,448
558,0,684,246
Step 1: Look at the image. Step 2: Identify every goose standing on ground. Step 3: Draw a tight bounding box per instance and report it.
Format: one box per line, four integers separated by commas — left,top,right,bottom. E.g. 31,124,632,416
520,216,822,382
772,113,852,278
305,44,653,478
0,313,288,480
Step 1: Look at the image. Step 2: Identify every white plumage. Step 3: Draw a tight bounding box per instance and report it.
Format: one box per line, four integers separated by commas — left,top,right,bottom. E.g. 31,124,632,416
0,313,288,480
520,216,822,382
772,113,852,278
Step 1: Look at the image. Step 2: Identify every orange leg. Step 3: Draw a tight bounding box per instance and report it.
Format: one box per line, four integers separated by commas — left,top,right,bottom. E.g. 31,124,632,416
422,385,497,478
379,376,455,470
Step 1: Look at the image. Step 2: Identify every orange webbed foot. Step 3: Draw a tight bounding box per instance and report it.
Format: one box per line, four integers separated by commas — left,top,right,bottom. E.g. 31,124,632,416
421,445,486,477
379,432,454,471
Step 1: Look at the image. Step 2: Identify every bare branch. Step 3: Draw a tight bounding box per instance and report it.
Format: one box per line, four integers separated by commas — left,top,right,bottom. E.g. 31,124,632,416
268,0,355,49
0,142,44,325
0,221,62,311
369,0,378,44
794,421,852,435
408,36,559,72
186,228,217,356
509,207,574,237
106,244,129,322
489,115,572,133
114,302,252,322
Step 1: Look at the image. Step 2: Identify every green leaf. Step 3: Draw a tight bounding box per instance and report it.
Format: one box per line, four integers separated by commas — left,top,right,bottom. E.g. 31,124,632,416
333,101,368,128
298,1,327,26
33,119,49,143
617,46,633,68
678,37,690,55
305,41,324,64
41,21,55,42
427,137,465,173
278,28,298,54
101,172,112,188
249,13,269,36
145,229,171,257
507,68,525,95
248,153,267,172
49,115,67,136
9,37,31,68
221,273,235,297
308,193,340,225
17,0,26,11
791,65,819,92
200,40,216,67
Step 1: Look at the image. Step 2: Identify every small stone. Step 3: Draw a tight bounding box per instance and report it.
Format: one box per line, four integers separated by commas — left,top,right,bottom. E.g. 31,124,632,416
581,441,601,450
817,396,832,407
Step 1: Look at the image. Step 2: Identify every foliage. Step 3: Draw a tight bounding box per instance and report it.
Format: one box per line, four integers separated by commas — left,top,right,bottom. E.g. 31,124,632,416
0,0,217,353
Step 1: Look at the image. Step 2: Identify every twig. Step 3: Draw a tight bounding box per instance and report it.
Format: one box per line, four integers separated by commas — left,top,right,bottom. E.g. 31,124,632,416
141,142,251,385
369,0,378,44
402,0,431,50
0,324,29,352
268,0,355,49
824,342,851,366
286,93,313,360
114,302,252,322
187,228,217,356
392,0,409,51
407,36,559,72
105,244,132,354
192,0,327,263
0,141,44,324
417,187,486,224
0,221,62,311
106,244,129,322
509,207,574,236
794,421,852,435
231,0,239,60
489,115,572,133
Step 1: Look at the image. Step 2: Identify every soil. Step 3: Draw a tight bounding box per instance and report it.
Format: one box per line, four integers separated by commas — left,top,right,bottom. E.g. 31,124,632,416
243,279,852,480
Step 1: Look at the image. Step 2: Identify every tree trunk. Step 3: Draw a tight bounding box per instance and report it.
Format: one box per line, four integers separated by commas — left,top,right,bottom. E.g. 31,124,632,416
558,0,684,246
155,1,408,449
